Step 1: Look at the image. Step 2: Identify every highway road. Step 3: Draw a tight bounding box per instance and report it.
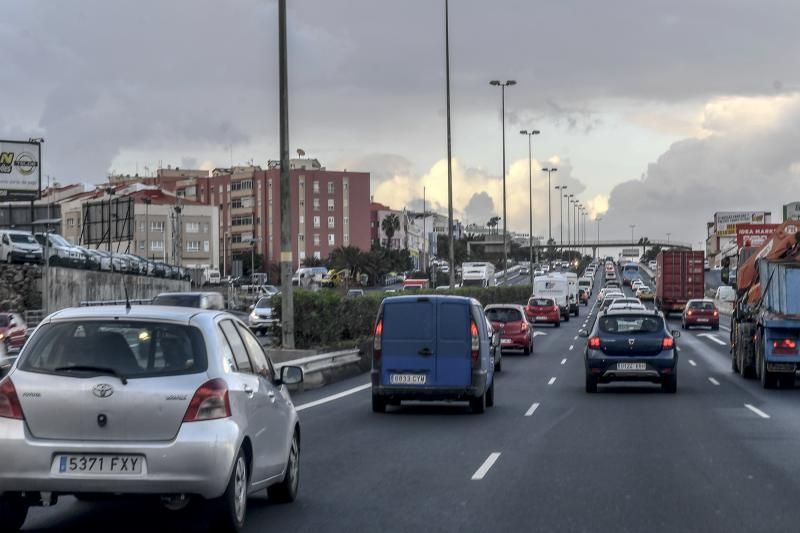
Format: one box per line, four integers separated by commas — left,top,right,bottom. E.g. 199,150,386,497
21,272,800,532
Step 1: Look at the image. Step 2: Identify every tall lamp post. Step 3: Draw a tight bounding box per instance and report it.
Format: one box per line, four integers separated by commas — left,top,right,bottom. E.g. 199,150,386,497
596,217,602,258
543,167,557,243
490,79,516,283
666,232,671,245
520,129,540,286
573,201,580,255
554,185,566,249
566,194,574,251
445,0,455,289
143,197,151,260
629,224,636,244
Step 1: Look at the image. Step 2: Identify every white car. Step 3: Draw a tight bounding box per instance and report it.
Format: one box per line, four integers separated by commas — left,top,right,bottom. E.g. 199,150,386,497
533,268,545,276
608,302,647,312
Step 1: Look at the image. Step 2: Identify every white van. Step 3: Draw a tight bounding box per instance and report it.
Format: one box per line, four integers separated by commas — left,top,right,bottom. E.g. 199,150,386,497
0,230,43,265
292,267,328,287
533,274,570,321
564,272,579,317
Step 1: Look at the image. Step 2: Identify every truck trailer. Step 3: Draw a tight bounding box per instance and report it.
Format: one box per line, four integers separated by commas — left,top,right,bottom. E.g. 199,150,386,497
655,250,705,315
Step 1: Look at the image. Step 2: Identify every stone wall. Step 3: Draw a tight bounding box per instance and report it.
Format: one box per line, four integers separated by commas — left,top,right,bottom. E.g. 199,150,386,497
0,265,43,312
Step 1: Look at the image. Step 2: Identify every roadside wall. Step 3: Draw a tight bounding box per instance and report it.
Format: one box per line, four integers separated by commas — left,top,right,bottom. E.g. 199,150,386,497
0,265,42,312
45,267,190,313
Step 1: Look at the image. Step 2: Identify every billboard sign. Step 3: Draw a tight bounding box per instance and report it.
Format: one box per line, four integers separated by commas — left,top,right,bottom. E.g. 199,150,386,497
621,248,639,258
783,202,800,222
714,211,770,236
736,223,781,248
80,197,134,246
0,140,41,201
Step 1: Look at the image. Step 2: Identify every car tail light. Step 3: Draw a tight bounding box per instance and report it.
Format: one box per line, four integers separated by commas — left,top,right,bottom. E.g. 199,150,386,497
588,337,601,349
183,378,231,422
687,310,693,317
520,321,529,332
373,319,383,362
713,310,719,317
0,379,24,420
470,321,480,367
773,339,798,355
662,337,675,350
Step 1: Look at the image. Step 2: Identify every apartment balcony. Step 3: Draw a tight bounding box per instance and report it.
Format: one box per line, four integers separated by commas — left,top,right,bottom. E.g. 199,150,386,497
230,241,254,252
230,206,254,217
230,188,254,199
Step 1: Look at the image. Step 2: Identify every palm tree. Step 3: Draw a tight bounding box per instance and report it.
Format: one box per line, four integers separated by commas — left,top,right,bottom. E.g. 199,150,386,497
381,213,401,249
487,216,501,235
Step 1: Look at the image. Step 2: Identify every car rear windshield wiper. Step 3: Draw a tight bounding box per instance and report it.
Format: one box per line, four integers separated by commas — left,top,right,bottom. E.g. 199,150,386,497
54,365,128,385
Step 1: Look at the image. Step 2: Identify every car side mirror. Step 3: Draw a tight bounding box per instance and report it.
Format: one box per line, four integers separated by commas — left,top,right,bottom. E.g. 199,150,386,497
578,329,589,338
671,330,681,339
492,331,501,347
8,322,15,329
280,365,304,385
249,305,255,311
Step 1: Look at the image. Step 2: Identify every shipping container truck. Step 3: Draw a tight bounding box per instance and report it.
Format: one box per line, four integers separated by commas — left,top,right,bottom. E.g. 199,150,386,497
655,250,705,315
729,221,800,388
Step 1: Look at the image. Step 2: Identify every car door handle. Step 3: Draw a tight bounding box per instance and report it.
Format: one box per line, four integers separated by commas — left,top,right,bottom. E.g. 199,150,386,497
418,347,433,356
244,385,255,397
267,390,276,403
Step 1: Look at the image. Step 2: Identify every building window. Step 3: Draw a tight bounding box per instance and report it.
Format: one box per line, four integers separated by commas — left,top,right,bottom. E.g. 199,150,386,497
313,198,320,211
299,251,306,261
186,222,200,233
344,182,349,192
344,233,349,243
137,221,145,232
138,240,145,250
231,198,243,209
344,216,349,226
344,197,349,207
231,234,242,243
150,221,164,233
231,179,253,191
299,215,305,224
299,199,305,209
313,251,321,259
151,240,164,251
327,216,335,228
203,240,210,252
312,180,320,194
201,223,209,233
328,234,335,246
313,234,320,246
187,241,200,252
328,198,335,211
313,216,320,228
298,234,305,242
327,182,334,194
232,215,253,226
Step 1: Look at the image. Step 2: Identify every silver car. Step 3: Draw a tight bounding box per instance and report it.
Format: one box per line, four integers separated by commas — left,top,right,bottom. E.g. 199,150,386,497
249,296,278,335
0,305,303,531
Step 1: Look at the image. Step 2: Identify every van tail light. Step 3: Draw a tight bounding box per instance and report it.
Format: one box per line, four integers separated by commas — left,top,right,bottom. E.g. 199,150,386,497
470,321,480,368
662,337,675,350
588,337,601,349
0,378,24,420
773,339,798,355
183,378,231,422
373,319,383,363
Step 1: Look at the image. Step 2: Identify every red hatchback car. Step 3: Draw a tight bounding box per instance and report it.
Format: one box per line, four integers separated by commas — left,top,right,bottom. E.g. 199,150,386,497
0,313,27,353
525,297,561,328
682,299,719,330
485,304,533,355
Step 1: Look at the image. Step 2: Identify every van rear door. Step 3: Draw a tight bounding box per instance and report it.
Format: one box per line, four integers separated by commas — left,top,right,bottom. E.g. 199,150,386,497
381,298,437,387
435,300,472,387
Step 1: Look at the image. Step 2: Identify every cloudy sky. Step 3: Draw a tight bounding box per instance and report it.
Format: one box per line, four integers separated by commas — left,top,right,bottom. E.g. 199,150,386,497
3,0,800,246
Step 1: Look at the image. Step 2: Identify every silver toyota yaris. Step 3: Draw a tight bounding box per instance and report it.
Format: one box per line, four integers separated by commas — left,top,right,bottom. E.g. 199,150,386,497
0,305,303,532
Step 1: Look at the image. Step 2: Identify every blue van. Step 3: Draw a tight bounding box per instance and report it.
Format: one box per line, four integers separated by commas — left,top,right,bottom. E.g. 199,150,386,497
371,295,498,413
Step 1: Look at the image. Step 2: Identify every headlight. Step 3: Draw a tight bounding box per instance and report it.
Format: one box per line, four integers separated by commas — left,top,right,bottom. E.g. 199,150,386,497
249,312,258,320
0,333,5,340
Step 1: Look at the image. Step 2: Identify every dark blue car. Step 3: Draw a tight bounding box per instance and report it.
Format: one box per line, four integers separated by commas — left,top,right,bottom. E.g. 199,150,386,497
371,295,498,413
581,309,680,393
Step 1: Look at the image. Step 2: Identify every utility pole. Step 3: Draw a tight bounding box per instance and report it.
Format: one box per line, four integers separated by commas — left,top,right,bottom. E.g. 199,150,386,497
596,217,602,259
445,0,455,289
521,129,540,287
490,79,516,284
543,167,557,243
554,184,566,250
278,0,295,348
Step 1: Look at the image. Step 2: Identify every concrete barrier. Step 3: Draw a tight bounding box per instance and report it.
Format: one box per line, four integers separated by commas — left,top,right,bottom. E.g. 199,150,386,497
275,348,367,391
44,267,190,313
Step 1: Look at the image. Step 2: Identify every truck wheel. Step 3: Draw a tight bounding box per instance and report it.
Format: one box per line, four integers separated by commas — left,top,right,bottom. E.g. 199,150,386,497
371,394,387,413
731,349,740,373
585,374,598,393
470,391,486,414
760,355,778,389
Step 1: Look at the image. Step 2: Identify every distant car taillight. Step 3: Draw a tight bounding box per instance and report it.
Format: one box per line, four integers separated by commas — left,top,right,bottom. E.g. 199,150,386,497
373,319,383,362
183,378,231,422
470,321,480,367
773,339,798,355
687,310,693,317
0,378,24,420
588,337,601,349
662,337,675,350
713,310,719,317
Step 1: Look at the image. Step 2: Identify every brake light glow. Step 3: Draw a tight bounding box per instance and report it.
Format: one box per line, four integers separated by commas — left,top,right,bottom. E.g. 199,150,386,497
520,321,529,332
373,319,383,362
471,321,480,367
0,379,24,420
588,337,601,349
687,310,693,317
183,378,231,422
713,310,719,317
662,337,675,349
773,338,798,355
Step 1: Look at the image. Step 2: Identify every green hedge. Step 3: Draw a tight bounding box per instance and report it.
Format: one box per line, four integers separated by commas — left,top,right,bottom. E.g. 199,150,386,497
271,285,533,349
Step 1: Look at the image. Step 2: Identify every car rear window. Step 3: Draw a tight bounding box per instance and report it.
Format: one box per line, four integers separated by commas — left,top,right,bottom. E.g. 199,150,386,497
689,301,716,310
485,308,523,323
383,301,434,340
0,315,8,327
19,321,208,378
599,315,664,334
528,298,553,307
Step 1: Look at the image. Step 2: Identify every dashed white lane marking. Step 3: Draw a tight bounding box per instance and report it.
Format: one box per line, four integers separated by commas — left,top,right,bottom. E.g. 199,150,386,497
708,377,720,386
561,358,567,365
472,452,501,480
688,360,697,367
548,377,557,385
676,346,682,352
525,402,540,416
569,345,574,351
533,331,549,337
295,383,371,411
744,404,770,419
720,325,731,332
698,333,727,346
573,336,578,340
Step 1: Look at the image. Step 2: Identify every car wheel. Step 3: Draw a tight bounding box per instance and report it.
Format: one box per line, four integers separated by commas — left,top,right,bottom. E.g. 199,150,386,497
585,373,598,393
564,313,570,323
469,390,486,414
371,394,386,413
268,430,300,503
0,496,29,531
662,374,677,393
554,320,560,328
4,254,11,265
712,324,719,331
494,356,502,372
209,448,248,532
523,337,531,356
486,381,495,407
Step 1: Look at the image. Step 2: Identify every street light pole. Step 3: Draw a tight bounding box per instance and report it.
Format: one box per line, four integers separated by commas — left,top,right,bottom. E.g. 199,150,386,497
666,232,671,245
554,185,566,250
543,167,557,243
445,0,455,289
490,79,516,284
630,224,636,244
596,217,602,258
521,129,540,287
566,194,574,252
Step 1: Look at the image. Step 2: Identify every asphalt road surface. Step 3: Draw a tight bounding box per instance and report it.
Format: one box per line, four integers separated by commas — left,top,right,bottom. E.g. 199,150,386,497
21,271,800,532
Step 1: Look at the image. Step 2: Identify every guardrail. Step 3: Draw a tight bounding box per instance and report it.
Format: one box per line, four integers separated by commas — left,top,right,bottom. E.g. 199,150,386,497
274,348,363,390
24,309,45,327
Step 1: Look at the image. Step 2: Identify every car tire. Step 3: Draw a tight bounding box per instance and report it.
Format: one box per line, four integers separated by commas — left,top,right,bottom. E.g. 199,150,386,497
486,381,495,407
470,390,486,414
494,356,502,372
523,337,531,356
372,394,386,413
268,430,300,503
712,324,719,331
0,496,29,532
564,313,570,323
554,320,560,328
209,448,248,533
585,374,598,393
662,374,677,393
5,254,11,265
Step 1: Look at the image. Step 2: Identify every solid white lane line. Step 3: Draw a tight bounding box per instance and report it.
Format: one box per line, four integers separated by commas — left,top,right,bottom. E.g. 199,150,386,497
569,345,574,351
720,325,731,332
708,377,720,386
471,452,501,480
698,333,727,346
744,404,770,419
688,360,697,367
295,383,371,411
548,377,557,385
525,402,540,416
561,358,567,365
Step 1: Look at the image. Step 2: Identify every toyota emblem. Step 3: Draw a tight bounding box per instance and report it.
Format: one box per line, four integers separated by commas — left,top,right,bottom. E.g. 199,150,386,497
628,339,635,346
93,384,114,398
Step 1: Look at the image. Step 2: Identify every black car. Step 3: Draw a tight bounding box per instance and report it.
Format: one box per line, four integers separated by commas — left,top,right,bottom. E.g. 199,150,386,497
580,309,680,393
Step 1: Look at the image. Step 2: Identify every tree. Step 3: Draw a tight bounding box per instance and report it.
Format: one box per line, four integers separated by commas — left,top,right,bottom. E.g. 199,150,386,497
487,216,501,235
380,213,401,249
301,256,324,267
